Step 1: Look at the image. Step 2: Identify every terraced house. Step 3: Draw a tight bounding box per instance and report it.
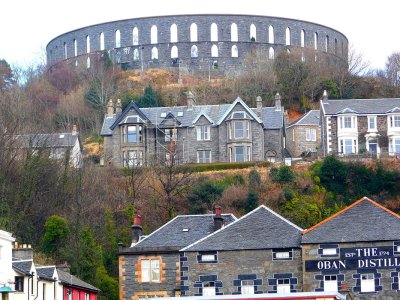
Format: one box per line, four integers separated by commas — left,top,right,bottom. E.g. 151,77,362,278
101,93,285,167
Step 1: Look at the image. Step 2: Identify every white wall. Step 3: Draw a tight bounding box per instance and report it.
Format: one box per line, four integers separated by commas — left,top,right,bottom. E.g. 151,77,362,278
0,230,15,291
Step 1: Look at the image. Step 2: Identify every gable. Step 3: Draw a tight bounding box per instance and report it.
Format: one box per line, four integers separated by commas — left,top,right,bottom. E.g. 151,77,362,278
217,97,262,125
159,112,181,128
193,113,214,125
110,102,149,130
302,197,400,244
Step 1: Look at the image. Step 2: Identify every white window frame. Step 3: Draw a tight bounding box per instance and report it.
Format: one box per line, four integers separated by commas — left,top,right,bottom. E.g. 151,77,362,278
368,116,377,132
275,252,290,259
127,125,137,143
201,254,216,262
322,248,337,256
360,273,375,293
339,138,357,154
389,115,400,128
241,280,254,295
203,282,216,296
306,128,317,141
389,137,400,156
196,125,211,141
324,275,338,292
141,259,160,283
277,278,291,294
197,150,211,164
234,120,250,139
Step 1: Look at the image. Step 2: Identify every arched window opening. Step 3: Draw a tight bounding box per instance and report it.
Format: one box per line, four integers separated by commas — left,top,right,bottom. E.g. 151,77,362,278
73,39,77,57
231,23,238,42
211,23,218,42
211,44,218,57
325,35,329,52
250,24,256,41
314,32,318,50
115,30,121,48
133,49,139,61
151,25,158,44
100,32,105,51
231,45,238,57
301,52,305,62
171,45,178,58
190,23,198,42
86,36,90,53
170,24,178,43
133,27,139,45
285,27,291,46
268,25,274,44
301,30,305,48
335,38,338,55
87,57,90,68
269,47,274,59
191,45,198,58
151,47,158,59
64,42,68,59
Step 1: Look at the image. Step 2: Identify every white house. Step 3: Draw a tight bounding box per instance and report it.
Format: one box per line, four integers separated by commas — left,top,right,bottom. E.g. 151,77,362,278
0,230,15,300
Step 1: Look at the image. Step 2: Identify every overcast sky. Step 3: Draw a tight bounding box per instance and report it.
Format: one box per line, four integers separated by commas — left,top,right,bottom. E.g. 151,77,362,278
1,0,399,71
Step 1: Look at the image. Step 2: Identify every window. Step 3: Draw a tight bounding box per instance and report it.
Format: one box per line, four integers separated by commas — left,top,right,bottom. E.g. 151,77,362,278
314,32,318,50
269,47,274,59
389,115,400,128
241,280,254,295
133,27,139,45
86,35,90,53
361,274,375,293
190,23,198,42
285,27,291,46
171,46,178,59
196,125,211,141
306,128,317,141
15,276,24,292
191,45,198,58
99,32,105,50
301,29,305,47
368,116,377,131
85,293,89,300
340,138,357,154
277,278,291,293
151,25,158,44
389,137,400,155
273,249,293,260
324,275,338,292
325,35,329,52
231,23,238,42
73,39,77,57
211,45,218,57
335,38,338,55
201,254,216,261
203,282,215,296
197,150,211,163
231,45,238,58
141,259,160,282
164,129,177,142
268,25,274,44
250,24,256,41
151,47,158,60
133,48,139,61
64,42,68,59
322,248,338,256
127,125,137,142
235,146,245,162
234,121,250,139
339,116,356,129
211,23,218,41
170,24,178,43
115,30,121,48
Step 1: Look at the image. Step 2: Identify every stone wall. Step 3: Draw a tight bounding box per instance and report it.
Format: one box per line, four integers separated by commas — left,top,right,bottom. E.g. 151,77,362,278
286,125,321,157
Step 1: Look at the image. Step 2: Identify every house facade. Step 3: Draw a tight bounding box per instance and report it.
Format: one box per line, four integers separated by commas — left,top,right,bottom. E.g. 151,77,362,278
101,93,285,167
0,230,15,300
286,110,321,157
320,95,400,157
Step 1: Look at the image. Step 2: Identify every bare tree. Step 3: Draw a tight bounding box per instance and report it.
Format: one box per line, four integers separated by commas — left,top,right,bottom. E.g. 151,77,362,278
385,52,400,87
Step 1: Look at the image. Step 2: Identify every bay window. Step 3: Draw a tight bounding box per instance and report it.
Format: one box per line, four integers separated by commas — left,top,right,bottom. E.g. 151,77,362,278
127,126,137,142
123,125,143,143
230,146,251,162
389,115,400,128
339,138,357,154
389,137,400,155
338,115,356,130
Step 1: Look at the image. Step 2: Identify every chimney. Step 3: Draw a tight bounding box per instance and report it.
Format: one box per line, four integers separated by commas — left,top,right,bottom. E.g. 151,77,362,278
275,93,281,111
131,215,143,245
116,99,122,115
256,96,263,119
213,206,224,231
71,124,78,136
186,91,195,109
322,90,329,103
107,99,114,117
56,262,70,273
12,243,33,260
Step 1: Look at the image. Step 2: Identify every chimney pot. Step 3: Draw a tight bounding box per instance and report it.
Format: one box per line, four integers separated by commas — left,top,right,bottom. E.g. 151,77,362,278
131,214,143,245
72,124,78,135
107,99,114,117
134,215,141,226
274,93,281,111
116,99,122,114
213,206,223,231
186,91,195,109
322,90,329,103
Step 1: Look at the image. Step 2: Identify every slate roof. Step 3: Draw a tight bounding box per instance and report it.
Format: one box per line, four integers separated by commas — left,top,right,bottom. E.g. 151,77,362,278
57,269,99,292
321,98,400,115
287,110,320,128
14,133,79,148
101,98,284,135
182,205,303,252
302,197,400,244
36,266,56,281
12,260,33,275
130,214,236,251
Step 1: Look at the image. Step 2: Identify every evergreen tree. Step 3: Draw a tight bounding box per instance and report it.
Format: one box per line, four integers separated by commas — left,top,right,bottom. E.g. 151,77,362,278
136,85,159,107
245,191,259,213
42,215,70,260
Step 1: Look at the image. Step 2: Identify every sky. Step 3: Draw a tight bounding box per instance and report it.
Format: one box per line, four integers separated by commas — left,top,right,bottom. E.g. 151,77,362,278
1,0,399,71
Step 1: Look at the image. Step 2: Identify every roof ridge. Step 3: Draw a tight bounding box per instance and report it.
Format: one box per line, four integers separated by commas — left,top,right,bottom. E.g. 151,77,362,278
303,196,399,235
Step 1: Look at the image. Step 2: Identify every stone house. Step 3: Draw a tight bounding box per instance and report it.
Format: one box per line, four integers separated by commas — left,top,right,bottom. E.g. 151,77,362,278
286,110,321,157
101,93,285,167
180,206,303,296
302,197,400,299
320,94,400,157
118,211,236,300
